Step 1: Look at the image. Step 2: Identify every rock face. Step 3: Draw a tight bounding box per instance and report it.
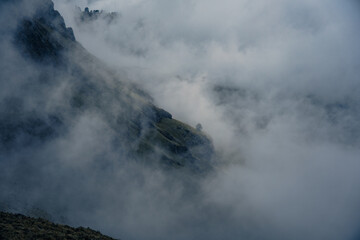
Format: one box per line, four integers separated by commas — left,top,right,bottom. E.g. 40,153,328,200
14,0,75,61
77,7,120,23
0,211,115,240
1,0,213,172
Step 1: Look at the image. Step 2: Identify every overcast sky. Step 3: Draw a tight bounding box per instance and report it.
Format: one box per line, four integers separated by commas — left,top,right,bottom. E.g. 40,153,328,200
1,0,360,239
54,1,360,239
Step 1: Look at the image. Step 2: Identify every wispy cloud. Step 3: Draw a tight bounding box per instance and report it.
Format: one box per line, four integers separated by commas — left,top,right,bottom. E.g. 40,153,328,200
1,0,360,239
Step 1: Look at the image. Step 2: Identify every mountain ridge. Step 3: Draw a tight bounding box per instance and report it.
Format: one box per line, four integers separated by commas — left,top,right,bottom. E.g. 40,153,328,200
0,0,214,235
3,0,213,172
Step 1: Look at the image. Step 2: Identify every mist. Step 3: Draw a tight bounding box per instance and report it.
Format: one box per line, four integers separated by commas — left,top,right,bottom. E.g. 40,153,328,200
1,0,360,239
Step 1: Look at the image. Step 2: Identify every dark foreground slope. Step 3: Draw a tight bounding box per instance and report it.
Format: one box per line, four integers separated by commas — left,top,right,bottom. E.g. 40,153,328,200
0,211,115,240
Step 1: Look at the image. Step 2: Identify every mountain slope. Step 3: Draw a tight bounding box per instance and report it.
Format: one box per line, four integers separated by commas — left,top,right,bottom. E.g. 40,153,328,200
1,0,213,172
0,1,215,237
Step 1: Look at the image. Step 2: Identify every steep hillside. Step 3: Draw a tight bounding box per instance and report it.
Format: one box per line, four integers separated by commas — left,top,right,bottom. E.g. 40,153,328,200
0,0,215,238
1,0,213,172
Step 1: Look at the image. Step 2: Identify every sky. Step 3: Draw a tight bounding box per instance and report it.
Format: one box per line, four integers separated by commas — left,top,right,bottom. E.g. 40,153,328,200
1,0,360,239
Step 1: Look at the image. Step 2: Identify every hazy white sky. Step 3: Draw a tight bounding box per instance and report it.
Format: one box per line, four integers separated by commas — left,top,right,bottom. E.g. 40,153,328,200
52,1,360,238
1,0,360,239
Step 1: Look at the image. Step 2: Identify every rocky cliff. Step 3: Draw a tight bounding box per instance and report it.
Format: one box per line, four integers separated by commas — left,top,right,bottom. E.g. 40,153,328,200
1,0,213,172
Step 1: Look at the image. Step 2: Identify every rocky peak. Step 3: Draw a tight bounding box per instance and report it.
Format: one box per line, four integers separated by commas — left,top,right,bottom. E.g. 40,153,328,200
76,6,120,24
6,0,214,173
14,0,75,61
35,0,75,41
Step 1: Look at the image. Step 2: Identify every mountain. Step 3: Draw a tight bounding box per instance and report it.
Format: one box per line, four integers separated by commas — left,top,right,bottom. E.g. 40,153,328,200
75,7,120,24
0,0,214,236
1,0,213,172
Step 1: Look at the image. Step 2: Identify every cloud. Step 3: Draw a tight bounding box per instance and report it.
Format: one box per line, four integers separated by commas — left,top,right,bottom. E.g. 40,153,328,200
1,0,360,239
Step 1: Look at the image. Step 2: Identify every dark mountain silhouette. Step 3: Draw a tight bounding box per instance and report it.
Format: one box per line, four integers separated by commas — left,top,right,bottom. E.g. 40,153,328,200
2,0,213,171
0,0,214,238
76,7,120,23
